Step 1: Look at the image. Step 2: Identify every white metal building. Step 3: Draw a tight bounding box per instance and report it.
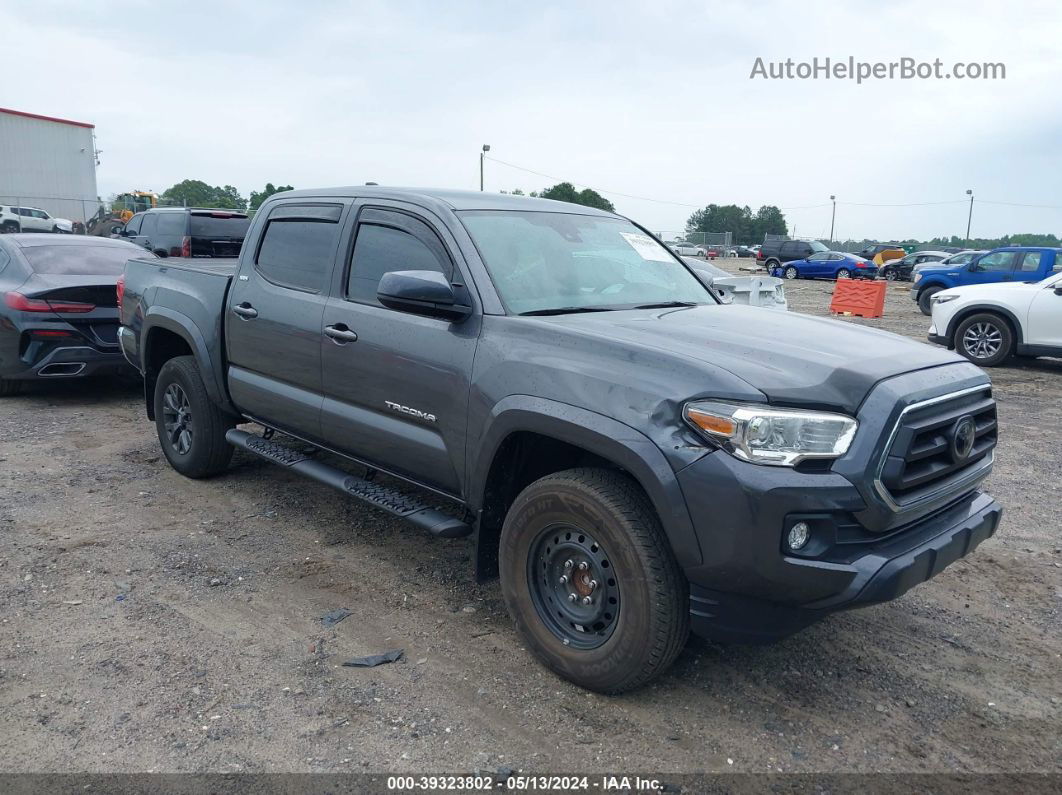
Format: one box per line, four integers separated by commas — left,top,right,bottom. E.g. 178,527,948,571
0,107,99,226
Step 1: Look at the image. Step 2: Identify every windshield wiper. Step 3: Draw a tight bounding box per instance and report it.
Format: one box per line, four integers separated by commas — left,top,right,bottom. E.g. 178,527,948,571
518,306,618,317
631,301,700,310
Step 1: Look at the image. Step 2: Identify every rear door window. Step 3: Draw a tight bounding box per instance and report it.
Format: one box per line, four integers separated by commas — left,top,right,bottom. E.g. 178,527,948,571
140,214,158,239
156,213,187,236
1018,251,1042,272
255,204,342,293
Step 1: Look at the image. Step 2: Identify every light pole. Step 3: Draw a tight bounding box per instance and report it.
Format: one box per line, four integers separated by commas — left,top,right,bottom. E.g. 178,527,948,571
480,144,491,191
829,195,836,245
965,189,974,245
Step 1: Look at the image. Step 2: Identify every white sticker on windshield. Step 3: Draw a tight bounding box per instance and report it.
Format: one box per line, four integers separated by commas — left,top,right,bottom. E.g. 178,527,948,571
620,232,673,262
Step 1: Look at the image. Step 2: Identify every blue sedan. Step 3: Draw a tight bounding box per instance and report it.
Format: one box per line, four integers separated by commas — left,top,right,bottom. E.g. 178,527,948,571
770,251,875,281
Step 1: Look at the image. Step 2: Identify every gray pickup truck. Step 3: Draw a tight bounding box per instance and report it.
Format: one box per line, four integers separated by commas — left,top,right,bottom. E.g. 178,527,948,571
119,187,1002,692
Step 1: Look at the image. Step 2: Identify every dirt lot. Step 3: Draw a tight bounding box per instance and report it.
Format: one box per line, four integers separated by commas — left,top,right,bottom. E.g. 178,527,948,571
1,276,1060,777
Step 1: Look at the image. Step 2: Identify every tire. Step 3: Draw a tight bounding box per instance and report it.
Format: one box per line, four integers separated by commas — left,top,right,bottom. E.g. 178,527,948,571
765,259,780,271
836,268,851,279
917,286,942,315
783,265,798,280
883,269,898,281
0,378,23,397
153,356,234,478
954,312,1014,367
1,221,18,234
499,468,689,693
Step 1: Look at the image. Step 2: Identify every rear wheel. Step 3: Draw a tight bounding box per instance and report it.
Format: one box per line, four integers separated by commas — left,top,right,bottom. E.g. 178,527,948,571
153,356,235,478
499,468,688,693
836,268,852,279
0,378,23,397
783,265,799,279
1,221,18,234
954,313,1014,367
918,286,942,315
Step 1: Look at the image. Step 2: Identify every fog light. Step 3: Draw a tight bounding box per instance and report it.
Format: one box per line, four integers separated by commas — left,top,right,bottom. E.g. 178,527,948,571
787,521,810,550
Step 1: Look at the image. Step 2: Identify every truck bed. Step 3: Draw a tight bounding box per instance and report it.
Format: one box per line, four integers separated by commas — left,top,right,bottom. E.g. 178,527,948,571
135,257,239,278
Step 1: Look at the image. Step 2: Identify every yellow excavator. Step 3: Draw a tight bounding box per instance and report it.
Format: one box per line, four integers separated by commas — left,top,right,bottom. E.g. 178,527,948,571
85,190,158,236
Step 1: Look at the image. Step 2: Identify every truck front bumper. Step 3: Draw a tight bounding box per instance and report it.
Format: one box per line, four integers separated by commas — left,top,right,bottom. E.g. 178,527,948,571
676,451,1002,644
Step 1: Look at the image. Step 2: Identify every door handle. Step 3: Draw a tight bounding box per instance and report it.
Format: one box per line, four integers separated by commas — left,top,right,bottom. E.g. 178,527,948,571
232,302,258,319
324,324,358,343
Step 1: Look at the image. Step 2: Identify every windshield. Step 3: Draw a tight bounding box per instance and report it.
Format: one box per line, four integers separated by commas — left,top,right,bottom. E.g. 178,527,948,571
808,240,829,253
21,243,152,274
459,211,714,315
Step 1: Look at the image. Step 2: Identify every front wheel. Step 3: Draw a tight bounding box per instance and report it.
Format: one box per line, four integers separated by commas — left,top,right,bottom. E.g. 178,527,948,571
499,468,689,693
883,268,898,281
153,356,235,478
783,265,799,280
917,286,942,315
954,313,1014,367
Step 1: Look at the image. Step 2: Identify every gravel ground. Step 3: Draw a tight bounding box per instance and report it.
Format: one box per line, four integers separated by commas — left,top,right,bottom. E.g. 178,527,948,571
1,276,1060,777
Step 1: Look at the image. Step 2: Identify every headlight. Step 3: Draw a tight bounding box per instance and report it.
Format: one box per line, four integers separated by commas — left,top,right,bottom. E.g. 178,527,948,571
931,294,959,305
913,273,922,283
683,401,858,467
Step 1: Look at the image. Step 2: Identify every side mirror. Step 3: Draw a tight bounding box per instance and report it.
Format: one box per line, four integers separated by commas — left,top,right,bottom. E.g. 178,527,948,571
377,270,472,321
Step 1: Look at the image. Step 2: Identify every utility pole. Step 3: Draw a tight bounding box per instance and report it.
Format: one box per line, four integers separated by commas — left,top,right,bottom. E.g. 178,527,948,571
829,195,836,245
480,145,491,191
965,189,974,245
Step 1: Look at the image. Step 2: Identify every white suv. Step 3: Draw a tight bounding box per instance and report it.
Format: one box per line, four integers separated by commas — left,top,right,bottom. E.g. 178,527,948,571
0,205,73,234
928,270,1062,366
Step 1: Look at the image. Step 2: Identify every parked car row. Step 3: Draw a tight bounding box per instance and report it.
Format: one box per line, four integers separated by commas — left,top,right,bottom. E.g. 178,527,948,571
927,251,1062,366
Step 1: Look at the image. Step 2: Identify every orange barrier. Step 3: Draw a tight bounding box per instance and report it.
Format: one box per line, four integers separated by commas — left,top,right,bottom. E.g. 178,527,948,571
830,279,886,318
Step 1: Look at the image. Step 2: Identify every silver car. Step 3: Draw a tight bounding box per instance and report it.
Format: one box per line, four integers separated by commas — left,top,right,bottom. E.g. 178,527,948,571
670,242,705,257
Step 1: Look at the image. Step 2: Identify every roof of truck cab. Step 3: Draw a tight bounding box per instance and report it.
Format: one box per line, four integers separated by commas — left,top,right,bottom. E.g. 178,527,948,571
267,187,618,216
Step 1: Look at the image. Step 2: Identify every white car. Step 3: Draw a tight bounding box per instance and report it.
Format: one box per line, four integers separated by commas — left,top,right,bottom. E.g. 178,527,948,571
928,270,1062,366
670,242,705,257
683,257,788,310
0,205,73,234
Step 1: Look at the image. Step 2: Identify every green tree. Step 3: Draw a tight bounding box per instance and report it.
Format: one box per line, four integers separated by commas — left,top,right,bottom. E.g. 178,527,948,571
249,183,294,211
161,180,247,210
538,182,615,212
685,204,787,245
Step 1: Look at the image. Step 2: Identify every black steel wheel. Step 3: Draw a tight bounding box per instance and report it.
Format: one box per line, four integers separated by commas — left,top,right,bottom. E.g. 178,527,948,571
499,468,688,693
527,524,620,650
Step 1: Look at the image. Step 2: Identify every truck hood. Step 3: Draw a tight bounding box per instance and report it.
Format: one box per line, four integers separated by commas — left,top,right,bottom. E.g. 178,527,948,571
538,304,962,414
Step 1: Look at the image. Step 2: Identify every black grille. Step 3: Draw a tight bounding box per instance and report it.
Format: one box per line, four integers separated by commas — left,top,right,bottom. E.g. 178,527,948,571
878,387,996,506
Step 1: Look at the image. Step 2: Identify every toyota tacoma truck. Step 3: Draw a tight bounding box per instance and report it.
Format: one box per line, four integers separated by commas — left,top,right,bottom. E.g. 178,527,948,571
118,187,1002,693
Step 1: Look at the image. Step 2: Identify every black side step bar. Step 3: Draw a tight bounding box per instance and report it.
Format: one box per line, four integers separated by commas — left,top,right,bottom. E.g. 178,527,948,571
225,429,472,539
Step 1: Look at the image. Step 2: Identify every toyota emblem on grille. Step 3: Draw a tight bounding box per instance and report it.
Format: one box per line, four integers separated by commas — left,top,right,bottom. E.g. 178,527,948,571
950,415,976,462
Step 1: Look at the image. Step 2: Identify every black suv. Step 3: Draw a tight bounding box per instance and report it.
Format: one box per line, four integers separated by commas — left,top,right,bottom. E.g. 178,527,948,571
757,238,828,268
117,208,250,258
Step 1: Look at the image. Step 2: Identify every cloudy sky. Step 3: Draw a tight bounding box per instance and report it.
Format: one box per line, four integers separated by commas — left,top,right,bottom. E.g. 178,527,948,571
5,0,1061,240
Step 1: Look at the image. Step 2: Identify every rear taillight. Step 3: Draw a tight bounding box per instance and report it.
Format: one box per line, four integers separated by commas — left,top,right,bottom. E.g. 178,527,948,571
30,329,73,338
116,275,125,311
181,236,191,257
4,291,94,313
757,250,764,260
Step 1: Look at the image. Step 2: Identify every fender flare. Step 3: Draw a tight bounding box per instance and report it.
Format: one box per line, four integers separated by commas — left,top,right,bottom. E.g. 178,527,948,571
944,303,1025,345
915,279,949,297
469,395,704,569
142,307,234,413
